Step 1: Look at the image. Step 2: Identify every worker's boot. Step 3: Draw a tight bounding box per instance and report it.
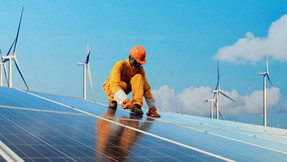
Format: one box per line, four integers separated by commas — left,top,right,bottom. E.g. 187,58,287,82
147,108,161,117
108,101,117,109
130,104,143,116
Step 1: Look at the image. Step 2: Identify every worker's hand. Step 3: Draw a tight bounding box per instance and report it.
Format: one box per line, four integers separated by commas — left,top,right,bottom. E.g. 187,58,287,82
121,99,135,109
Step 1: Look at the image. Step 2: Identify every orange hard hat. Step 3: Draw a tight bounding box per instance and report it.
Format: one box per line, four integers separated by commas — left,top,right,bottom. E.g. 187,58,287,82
129,45,146,64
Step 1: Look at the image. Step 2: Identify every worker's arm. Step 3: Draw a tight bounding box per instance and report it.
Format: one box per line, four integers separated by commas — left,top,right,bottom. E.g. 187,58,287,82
141,69,156,108
109,61,128,103
143,74,161,117
109,61,134,109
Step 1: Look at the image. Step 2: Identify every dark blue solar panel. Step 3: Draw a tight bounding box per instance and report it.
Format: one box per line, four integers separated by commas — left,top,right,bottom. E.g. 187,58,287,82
0,87,77,113
1,87,287,161
0,108,220,161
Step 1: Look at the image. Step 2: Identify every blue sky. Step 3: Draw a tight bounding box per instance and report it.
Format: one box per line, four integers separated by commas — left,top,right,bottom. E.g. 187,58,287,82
1,0,287,128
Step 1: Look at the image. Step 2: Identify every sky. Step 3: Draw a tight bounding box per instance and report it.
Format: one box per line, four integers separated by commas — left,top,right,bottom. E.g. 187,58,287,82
1,0,287,128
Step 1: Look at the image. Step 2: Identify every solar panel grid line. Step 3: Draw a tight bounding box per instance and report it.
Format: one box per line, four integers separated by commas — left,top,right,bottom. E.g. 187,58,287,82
162,112,287,144
182,113,287,135
14,88,287,161
96,113,200,162
4,102,269,137
31,94,236,161
161,112,287,154
163,112,284,135
16,112,122,161
153,117,287,155
197,117,287,143
0,135,34,161
94,99,287,141
16,88,77,110
15,89,238,161
19,109,154,161
103,130,181,162
97,134,155,161
0,105,87,117
0,125,71,162
0,140,24,162
0,113,77,162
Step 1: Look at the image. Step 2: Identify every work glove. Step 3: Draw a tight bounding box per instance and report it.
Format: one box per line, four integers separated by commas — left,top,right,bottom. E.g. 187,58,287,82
146,107,160,118
147,107,161,117
121,99,135,109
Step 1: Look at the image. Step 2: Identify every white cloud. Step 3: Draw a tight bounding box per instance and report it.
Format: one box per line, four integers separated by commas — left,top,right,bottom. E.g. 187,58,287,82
151,85,177,112
214,15,287,64
280,102,287,113
152,85,281,117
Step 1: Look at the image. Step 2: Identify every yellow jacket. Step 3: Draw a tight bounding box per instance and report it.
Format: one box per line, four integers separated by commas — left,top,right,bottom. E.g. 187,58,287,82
103,59,154,100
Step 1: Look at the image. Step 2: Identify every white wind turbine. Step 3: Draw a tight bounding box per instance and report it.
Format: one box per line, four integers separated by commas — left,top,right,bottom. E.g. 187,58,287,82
1,7,29,91
204,98,215,119
212,61,235,119
258,53,272,127
78,40,95,100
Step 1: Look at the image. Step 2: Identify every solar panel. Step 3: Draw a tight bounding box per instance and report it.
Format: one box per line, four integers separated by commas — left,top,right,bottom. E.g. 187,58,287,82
0,87,287,161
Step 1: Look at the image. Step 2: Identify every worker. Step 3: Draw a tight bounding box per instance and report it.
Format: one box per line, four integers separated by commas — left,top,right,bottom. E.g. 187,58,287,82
103,45,160,117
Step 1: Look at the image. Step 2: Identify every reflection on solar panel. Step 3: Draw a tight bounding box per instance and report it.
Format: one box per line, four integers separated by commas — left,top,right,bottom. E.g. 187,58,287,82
0,87,287,161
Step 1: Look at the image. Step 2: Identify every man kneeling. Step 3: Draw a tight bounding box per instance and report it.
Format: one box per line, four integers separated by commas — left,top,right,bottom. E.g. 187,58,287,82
103,45,160,117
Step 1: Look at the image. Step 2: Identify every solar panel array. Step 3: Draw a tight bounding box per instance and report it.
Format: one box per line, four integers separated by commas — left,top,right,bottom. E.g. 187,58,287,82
0,87,287,161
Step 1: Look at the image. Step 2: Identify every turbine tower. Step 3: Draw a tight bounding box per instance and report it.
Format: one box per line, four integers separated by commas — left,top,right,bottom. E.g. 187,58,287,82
0,49,8,86
1,7,29,91
78,40,95,100
258,54,272,127
213,61,235,119
205,98,215,119
0,60,9,87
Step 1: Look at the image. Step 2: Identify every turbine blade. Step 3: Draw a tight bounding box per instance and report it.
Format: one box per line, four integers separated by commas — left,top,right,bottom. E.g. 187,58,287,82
3,63,9,87
266,55,269,74
14,58,29,91
86,51,90,64
87,64,95,100
86,40,90,63
220,91,235,102
214,75,221,90
213,102,217,112
6,39,16,57
13,7,24,56
217,60,219,80
267,74,273,87
86,40,89,55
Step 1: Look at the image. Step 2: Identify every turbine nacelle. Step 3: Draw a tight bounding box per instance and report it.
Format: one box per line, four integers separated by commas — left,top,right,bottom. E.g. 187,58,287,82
78,62,86,66
2,55,16,60
258,72,267,76
205,99,215,103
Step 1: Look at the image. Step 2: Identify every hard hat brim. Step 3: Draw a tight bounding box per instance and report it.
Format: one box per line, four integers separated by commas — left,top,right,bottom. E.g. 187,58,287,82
136,59,146,65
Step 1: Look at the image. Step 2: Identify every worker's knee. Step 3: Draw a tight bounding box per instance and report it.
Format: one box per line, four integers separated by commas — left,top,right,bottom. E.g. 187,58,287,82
131,74,144,82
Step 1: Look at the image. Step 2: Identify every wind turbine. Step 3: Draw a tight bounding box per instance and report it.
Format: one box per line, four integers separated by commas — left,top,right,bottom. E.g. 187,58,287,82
204,98,215,119
78,40,95,100
258,53,272,127
212,61,235,119
1,7,29,91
